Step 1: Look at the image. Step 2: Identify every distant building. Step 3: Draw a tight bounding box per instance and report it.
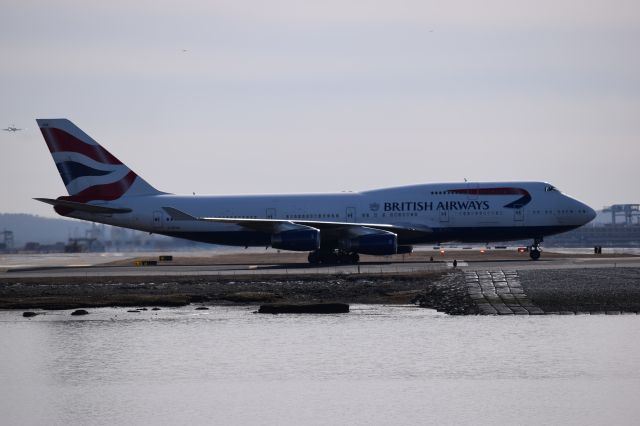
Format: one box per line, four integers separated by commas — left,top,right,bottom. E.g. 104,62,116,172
1,230,14,252
601,204,640,226
546,204,640,247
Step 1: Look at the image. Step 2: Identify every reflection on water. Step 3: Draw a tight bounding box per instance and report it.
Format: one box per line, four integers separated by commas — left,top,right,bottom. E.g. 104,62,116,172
1,306,640,426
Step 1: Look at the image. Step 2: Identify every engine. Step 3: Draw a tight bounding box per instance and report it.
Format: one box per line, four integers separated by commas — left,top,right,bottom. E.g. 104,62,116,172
340,233,397,255
271,229,321,252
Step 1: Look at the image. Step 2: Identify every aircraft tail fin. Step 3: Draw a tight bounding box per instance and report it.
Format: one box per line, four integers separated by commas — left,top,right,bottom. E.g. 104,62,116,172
36,119,162,203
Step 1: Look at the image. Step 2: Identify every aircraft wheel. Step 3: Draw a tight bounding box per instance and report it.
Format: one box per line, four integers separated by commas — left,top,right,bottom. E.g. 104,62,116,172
325,252,339,264
308,251,320,264
317,251,338,264
529,249,541,260
334,251,359,264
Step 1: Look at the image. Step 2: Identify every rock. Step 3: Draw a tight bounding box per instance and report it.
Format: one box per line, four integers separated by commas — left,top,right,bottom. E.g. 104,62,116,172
258,303,349,314
151,307,161,311
22,311,38,318
195,306,209,310
70,309,89,316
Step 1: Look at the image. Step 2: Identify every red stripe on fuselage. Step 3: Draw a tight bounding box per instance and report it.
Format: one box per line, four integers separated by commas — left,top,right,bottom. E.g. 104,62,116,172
449,187,529,196
40,127,122,165
61,170,137,203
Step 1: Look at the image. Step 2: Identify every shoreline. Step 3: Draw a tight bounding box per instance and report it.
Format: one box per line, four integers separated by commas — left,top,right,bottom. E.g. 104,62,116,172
2,251,639,314
0,271,454,310
2,267,640,315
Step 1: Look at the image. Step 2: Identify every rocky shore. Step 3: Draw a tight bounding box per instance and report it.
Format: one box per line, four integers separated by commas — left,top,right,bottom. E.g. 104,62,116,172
0,271,452,310
519,268,640,313
1,267,639,315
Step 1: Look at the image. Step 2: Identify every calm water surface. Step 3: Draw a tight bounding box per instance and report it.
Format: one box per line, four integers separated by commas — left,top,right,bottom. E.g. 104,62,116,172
1,305,639,426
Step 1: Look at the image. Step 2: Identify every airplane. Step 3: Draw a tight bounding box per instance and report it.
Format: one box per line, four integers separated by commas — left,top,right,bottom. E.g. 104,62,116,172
34,118,596,263
3,125,22,132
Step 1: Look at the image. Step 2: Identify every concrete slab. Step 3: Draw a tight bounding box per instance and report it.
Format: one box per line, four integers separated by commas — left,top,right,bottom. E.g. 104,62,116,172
478,305,498,315
465,269,548,316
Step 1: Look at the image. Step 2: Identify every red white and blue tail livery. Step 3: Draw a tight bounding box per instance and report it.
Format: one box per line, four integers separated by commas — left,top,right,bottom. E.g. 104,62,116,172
35,118,596,262
38,119,159,202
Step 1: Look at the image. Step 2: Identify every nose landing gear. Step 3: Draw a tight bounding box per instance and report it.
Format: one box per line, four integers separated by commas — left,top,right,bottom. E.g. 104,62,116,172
529,238,543,260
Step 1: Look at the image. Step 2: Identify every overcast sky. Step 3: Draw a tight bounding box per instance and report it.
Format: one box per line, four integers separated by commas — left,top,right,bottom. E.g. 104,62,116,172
1,0,638,217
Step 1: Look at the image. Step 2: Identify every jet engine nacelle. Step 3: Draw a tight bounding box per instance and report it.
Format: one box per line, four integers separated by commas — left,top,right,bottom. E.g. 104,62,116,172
271,229,321,252
340,233,397,255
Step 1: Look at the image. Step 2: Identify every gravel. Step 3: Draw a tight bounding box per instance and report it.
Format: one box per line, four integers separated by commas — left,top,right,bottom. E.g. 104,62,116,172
519,268,640,313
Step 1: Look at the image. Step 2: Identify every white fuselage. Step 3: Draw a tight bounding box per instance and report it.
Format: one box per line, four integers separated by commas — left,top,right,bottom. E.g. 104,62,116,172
67,181,596,247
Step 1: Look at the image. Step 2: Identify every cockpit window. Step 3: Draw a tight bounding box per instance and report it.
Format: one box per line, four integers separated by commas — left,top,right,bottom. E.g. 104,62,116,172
544,185,559,192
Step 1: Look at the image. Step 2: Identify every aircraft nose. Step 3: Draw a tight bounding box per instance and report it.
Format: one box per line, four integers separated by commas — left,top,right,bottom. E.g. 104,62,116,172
577,201,597,224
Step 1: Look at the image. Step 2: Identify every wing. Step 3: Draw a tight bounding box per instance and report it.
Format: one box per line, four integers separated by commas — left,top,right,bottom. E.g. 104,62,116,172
162,207,432,238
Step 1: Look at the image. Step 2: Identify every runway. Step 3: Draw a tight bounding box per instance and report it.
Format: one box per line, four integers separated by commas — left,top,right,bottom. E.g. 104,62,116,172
2,249,640,279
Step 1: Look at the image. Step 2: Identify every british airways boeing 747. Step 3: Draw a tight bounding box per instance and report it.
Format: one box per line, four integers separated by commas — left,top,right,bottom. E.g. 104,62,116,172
35,119,596,263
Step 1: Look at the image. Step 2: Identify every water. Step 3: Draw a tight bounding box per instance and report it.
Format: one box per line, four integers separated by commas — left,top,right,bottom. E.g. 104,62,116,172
1,306,640,426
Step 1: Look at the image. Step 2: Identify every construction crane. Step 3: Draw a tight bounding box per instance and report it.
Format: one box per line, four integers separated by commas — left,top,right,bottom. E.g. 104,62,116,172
602,204,640,226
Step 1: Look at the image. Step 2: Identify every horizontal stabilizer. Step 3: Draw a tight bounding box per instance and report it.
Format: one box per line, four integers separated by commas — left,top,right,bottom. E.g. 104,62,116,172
34,198,132,214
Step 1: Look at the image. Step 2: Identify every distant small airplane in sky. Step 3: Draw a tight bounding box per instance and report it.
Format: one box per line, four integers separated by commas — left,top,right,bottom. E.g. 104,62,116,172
3,125,22,132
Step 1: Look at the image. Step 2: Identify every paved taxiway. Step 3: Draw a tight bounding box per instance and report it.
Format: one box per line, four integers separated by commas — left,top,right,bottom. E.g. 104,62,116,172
3,251,640,279
3,251,640,314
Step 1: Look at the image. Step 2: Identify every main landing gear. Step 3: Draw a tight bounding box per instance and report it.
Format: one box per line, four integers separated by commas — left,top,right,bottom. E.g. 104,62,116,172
308,249,360,265
529,238,543,260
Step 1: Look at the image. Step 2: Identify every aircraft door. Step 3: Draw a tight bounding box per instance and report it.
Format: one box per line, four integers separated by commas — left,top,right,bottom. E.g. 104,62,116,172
153,210,164,229
439,209,449,223
266,208,276,219
346,207,356,223
514,208,524,223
